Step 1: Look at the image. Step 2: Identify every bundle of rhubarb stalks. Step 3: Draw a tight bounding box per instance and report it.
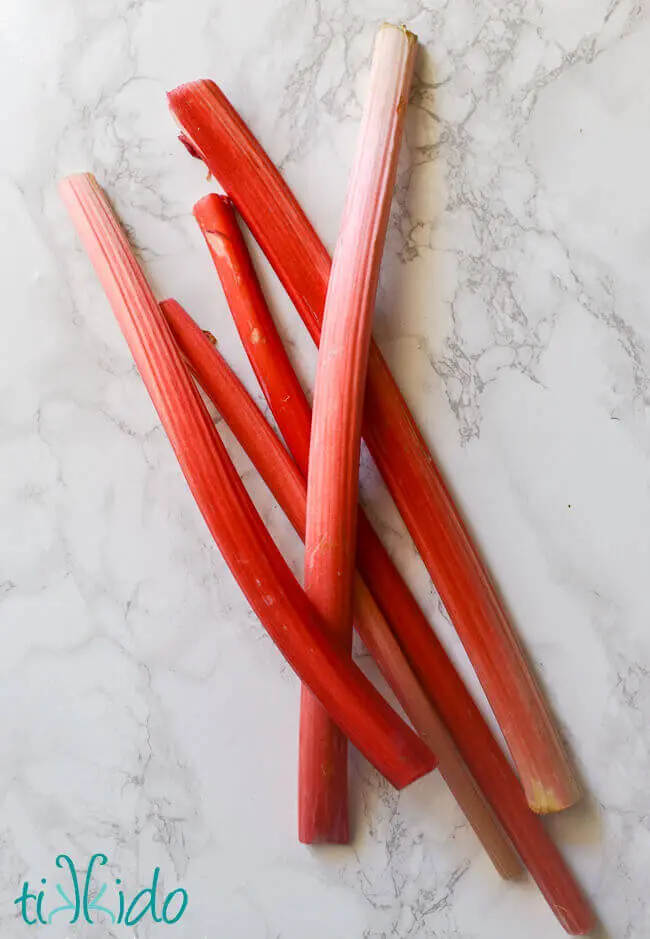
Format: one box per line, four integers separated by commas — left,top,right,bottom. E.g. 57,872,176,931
60,24,595,935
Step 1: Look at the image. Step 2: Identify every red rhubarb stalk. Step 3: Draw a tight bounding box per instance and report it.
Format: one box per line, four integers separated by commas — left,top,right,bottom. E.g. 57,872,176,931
59,172,435,793
168,66,580,816
162,296,522,879
192,206,313,475
184,208,595,931
194,195,314,479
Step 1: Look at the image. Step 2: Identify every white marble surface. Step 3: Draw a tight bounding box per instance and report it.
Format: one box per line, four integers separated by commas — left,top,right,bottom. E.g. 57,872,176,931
1,0,649,935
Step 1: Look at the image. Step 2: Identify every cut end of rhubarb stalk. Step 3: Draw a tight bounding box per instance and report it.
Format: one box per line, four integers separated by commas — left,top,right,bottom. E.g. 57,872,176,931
168,80,222,167
381,21,418,44
194,194,235,257
194,191,232,218
528,777,582,815
194,195,244,288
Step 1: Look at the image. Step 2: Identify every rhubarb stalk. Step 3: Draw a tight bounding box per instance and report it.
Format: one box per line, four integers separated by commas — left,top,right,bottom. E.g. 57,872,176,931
184,211,595,931
192,200,313,475
295,24,417,843
168,61,580,816
59,173,435,793
162,296,522,879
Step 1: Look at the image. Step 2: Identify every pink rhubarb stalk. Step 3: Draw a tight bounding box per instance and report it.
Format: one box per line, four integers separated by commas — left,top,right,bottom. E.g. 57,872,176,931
298,24,417,843
59,172,435,795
